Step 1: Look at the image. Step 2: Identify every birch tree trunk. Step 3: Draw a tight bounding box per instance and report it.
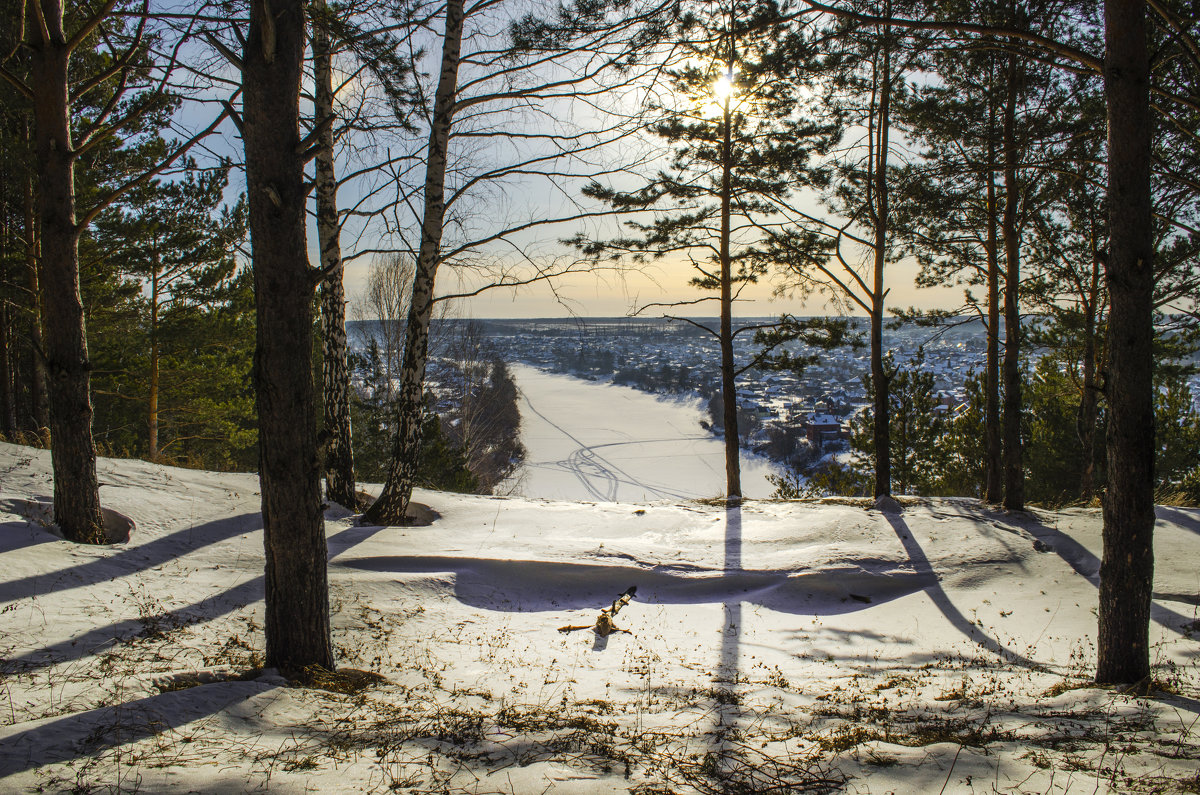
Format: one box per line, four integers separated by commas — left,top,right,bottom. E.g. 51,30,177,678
1096,0,1155,686
313,0,357,510
362,0,465,525
243,0,334,673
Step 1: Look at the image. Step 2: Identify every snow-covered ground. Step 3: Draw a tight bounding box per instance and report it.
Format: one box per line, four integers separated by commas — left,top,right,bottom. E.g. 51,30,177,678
511,364,779,501
1,441,1199,794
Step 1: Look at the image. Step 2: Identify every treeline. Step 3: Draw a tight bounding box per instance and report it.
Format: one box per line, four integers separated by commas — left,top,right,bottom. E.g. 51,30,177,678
0,93,259,469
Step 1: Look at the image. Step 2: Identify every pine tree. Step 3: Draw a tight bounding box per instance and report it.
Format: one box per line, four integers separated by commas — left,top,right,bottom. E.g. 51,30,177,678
579,0,837,498
92,159,247,462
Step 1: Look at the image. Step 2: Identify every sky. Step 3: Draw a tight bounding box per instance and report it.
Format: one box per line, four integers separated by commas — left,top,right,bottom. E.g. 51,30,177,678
172,4,968,322
406,253,965,319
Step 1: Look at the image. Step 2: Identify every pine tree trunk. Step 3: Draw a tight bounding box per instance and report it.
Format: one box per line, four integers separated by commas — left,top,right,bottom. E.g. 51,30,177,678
148,269,160,461
244,0,333,674
1078,248,1102,503
21,122,49,437
984,91,1003,504
1096,0,1154,686
719,78,741,500
313,0,357,510
29,3,106,544
1001,52,1024,512
871,28,892,499
1,303,15,436
362,0,464,525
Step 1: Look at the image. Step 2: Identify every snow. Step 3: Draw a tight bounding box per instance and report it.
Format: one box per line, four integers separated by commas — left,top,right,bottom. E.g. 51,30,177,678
1,439,1199,793
511,364,780,501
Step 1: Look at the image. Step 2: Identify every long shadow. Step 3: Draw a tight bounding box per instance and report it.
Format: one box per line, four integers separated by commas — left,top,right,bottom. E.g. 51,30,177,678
340,554,933,616
0,519,56,556
0,679,277,777
3,519,394,675
0,510,399,778
1157,506,1200,539
882,513,1042,669
966,504,1198,638
0,512,263,604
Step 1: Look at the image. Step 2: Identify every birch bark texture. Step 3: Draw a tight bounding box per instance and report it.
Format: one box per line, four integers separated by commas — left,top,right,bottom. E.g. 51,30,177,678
362,0,465,525
312,0,357,510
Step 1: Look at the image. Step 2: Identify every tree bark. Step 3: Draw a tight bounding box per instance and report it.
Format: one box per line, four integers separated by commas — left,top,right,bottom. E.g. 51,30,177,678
363,0,465,525
871,26,892,499
21,120,49,436
148,266,160,461
1077,245,1102,503
243,0,334,673
313,0,357,510
1001,51,1024,511
984,87,1003,504
28,0,106,544
719,71,741,500
1,302,15,436
1096,0,1154,686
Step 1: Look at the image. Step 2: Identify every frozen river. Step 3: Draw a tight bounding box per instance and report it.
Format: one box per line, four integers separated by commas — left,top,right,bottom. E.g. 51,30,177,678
510,364,779,501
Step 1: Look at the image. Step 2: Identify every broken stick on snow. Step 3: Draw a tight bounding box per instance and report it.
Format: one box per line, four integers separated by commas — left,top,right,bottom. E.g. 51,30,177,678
558,585,637,636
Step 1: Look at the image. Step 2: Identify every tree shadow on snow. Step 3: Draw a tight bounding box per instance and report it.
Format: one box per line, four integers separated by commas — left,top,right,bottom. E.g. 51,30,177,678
339,552,936,617
0,515,398,778
956,502,1197,639
1156,505,1200,539
0,511,264,605
2,521,393,675
0,679,278,778
882,512,1042,670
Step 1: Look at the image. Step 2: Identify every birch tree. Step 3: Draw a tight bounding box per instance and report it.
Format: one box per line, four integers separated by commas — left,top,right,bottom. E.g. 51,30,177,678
362,0,672,523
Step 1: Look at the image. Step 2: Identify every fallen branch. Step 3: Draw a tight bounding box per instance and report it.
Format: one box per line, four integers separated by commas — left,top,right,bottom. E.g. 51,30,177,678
558,586,637,636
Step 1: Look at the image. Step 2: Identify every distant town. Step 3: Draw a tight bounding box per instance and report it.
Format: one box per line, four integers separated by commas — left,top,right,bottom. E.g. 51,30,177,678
351,315,1200,472
437,316,987,457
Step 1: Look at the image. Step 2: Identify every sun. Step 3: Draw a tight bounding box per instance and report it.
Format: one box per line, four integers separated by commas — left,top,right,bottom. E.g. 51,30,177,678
713,71,736,102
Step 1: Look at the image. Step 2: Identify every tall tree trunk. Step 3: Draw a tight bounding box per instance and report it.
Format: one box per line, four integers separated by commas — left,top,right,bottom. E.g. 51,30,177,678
984,88,1003,504
1096,0,1154,686
28,0,105,544
21,121,49,436
1078,244,1102,503
243,0,333,673
0,302,15,436
719,69,741,500
871,27,892,499
313,0,357,510
148,267,160,461
363,0,465,525
1001,51,1024,511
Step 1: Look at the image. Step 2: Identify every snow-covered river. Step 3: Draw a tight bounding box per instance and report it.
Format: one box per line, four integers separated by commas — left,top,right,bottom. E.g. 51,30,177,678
510,364,779,501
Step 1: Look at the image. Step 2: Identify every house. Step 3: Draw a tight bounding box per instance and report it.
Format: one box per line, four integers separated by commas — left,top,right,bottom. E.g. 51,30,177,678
802,412,844,445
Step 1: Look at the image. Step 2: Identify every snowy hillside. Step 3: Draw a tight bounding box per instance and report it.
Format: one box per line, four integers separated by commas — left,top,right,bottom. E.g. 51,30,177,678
1,441,1198,793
